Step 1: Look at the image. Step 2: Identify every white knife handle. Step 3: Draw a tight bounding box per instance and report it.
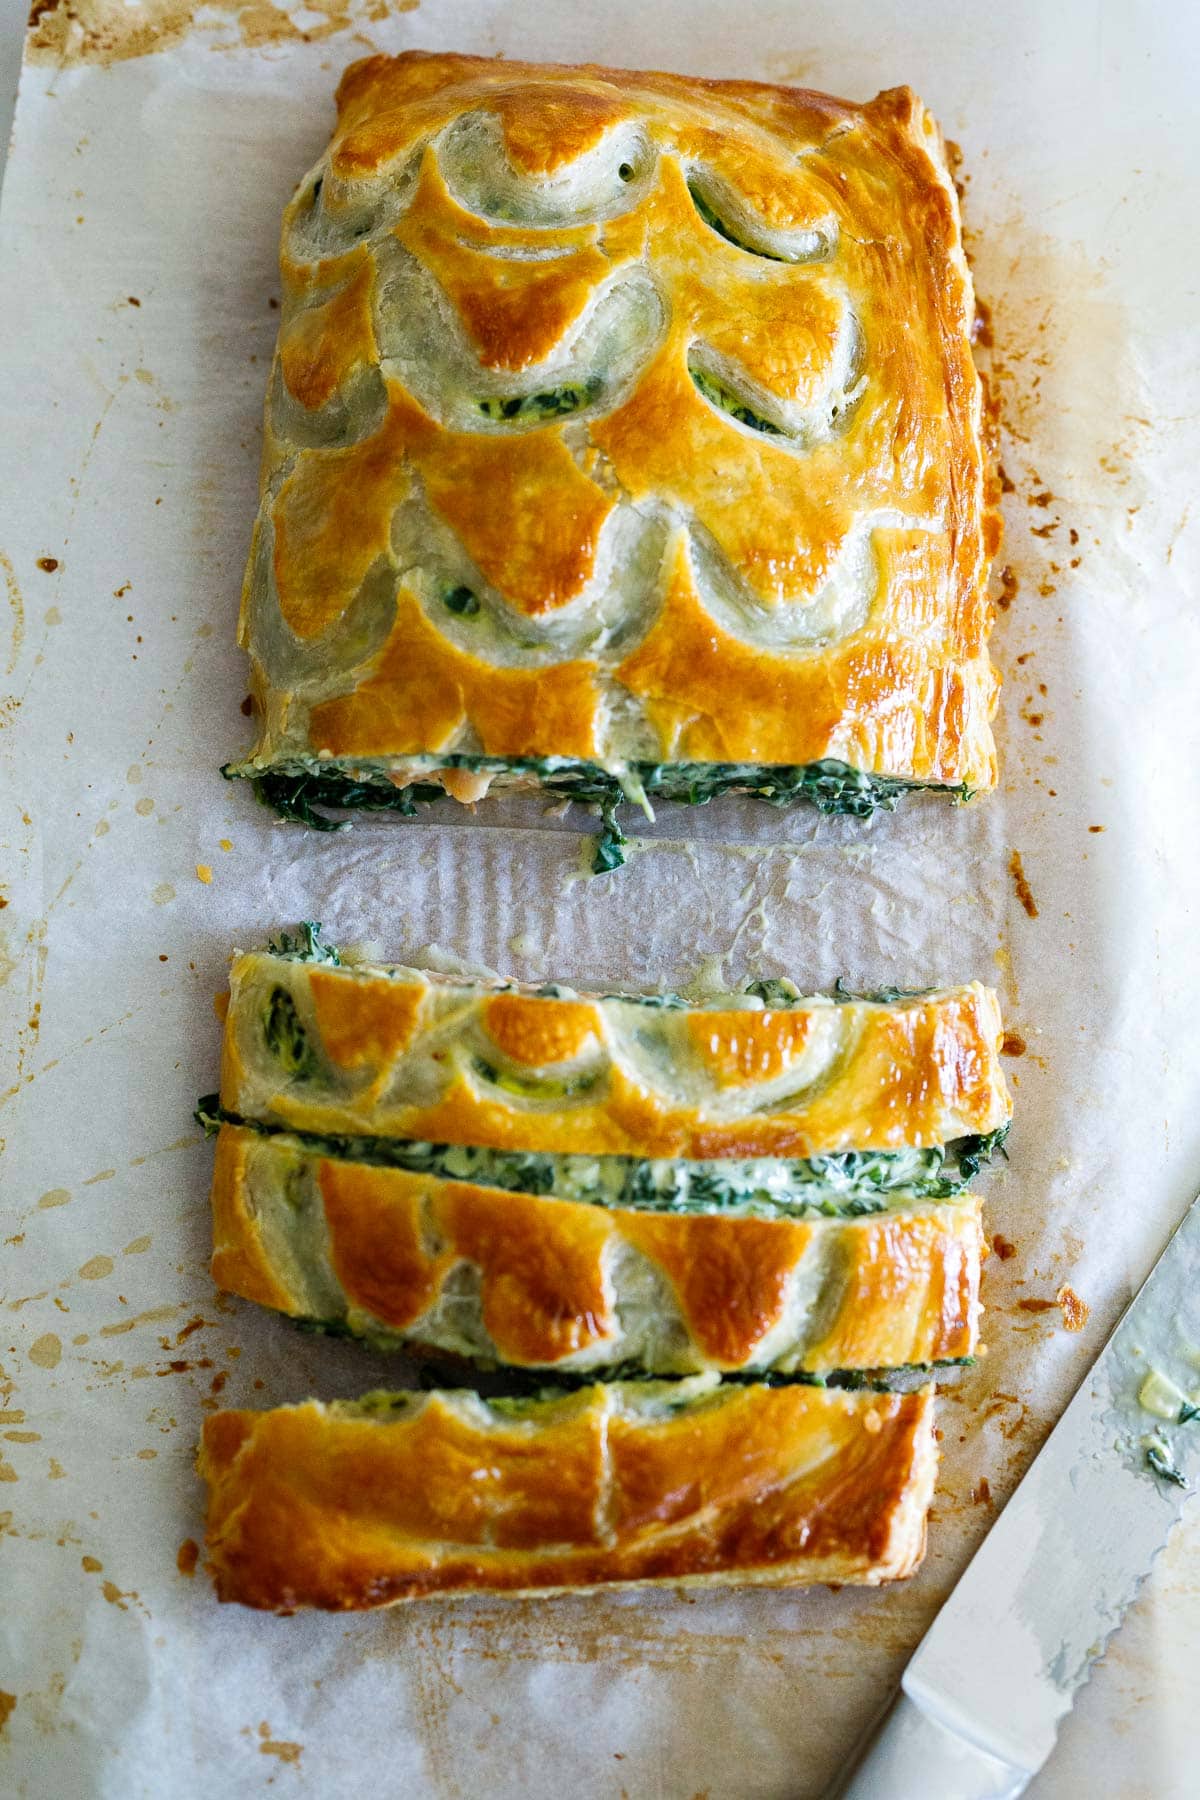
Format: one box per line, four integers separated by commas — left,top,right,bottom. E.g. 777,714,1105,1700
833,1689,1032,1800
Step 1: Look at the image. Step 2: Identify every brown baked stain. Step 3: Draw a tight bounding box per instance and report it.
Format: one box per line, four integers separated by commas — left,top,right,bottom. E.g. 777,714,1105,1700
363,1592,830,1684
81,1554,103,1573
1,550,25,681
991,1234,1017,1261
258,1721,303,1765
1008,851,1039,919
970,295,993,350
28,1333,62,1370
965,213,1158,791
971,1478,992,1506
26,0,406,65
994,565,1018,611
99,1303,185,1339
1056,1284,1089,1332
1000,1032,1026,1058
0,1690,14,1735
176,1537,200,1577
761,51,820,83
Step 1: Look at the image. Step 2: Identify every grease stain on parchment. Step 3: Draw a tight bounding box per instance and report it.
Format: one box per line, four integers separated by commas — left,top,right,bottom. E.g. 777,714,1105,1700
26,0,416,66
257,1720,303,1765
28,1334,62,1370
100,1578,147,1616
1,551,25,679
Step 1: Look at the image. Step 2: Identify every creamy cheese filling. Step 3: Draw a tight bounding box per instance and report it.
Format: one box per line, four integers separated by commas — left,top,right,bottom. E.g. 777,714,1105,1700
198,1101,1003,1217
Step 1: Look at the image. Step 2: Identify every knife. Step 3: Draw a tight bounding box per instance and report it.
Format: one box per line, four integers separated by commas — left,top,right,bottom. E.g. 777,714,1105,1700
837,1190,1200,1800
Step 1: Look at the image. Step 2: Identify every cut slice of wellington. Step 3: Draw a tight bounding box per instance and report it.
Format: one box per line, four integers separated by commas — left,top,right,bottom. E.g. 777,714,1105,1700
199,1380,938,1608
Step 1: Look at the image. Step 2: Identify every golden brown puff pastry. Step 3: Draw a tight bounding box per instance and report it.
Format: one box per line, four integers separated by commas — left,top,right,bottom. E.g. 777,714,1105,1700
211,1123,983,1375
199,1379,937,1609
227,50,1001,844
217,952,1011,1158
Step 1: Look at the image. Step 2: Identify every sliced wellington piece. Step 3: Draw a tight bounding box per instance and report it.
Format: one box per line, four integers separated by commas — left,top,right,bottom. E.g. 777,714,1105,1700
198,1377,938,1609
212,1124,983,1376
219,950,1012,1159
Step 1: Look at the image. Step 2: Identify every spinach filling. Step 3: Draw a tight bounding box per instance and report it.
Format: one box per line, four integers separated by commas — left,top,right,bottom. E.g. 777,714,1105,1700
196,1097,1006,1216
689,362,785,436
229,756,968,873
461,1358,974,1395
262,987,316,1078
293,1327,972,1395
686,179,790,261
266,921,340,965
442,584,480,616
468,1056,600,1103
1146,1442,1188,1488
477,376,601,423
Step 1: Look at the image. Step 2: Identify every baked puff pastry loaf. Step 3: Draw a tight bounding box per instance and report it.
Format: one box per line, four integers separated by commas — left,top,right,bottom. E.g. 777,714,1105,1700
227,51,1001,863
199,1379,937,1608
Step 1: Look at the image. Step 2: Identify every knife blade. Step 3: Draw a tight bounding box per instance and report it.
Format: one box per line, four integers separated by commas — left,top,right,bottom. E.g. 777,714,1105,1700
838,1189,1200,1800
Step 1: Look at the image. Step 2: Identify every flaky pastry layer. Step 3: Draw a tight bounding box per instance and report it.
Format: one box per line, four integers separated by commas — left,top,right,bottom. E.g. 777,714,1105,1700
199,1380,937,1609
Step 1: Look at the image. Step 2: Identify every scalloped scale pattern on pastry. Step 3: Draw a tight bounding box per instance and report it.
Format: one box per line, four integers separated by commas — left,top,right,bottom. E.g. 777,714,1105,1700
200,944,1011,1603
219,953,1012,1157
230,51,1001,822
210,1123,983,1375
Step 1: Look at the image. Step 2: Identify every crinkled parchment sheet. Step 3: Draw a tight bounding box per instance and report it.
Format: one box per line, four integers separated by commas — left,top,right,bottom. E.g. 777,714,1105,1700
2,3,1199,1795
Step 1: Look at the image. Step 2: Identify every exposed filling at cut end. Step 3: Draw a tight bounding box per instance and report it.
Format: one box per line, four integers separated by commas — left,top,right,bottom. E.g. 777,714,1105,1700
223,753,974,871
198,1096,1007,1215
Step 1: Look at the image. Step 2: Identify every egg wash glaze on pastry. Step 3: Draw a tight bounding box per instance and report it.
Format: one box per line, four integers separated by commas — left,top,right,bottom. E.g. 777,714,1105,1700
226,51,1003,865
199,936,1009,1379
197,933,1011,1603
200,1379,938,1608
214,945,1013,1161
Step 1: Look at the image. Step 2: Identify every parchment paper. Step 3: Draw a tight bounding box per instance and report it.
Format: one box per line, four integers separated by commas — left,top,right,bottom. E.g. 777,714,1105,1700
2,3,1199,1795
